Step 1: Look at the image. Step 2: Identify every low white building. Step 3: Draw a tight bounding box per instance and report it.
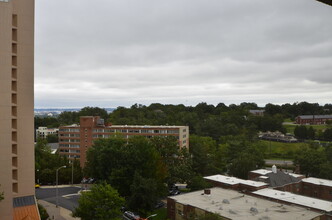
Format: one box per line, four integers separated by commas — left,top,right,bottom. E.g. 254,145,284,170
36,126,59,139
167,187,323,220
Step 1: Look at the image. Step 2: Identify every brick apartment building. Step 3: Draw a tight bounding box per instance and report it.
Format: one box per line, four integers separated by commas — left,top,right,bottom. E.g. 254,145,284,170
167,172,332,219
58,116,189,166
249,167,332,202
0,0,39,219
301,177,332,201
295,115,332,125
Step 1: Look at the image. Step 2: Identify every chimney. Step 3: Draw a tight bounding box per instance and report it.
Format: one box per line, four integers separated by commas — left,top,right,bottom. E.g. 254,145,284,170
204,189,211,195
272,165,277,174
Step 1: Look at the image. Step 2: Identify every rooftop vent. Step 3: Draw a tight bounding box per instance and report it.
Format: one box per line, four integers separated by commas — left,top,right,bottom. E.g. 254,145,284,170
229,209,237,215
204,189,211,195
222,199,230,204
250,207,258,214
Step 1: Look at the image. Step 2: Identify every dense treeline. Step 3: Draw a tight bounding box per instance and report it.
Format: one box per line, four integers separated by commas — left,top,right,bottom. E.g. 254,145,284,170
34,106,109,128
294,125,332,141
265,102,332,119
35,102,332,141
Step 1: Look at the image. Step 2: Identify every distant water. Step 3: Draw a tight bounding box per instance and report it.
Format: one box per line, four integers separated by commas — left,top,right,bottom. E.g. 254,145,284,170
34,107,115,116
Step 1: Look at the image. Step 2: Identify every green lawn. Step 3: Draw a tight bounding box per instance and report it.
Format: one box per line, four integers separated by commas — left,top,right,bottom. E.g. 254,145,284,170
259,140,308,159
284,118,293,123
146,208,168,220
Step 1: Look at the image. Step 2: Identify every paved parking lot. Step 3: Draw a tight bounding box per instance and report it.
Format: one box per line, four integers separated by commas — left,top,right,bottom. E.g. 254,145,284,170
36,186,82,211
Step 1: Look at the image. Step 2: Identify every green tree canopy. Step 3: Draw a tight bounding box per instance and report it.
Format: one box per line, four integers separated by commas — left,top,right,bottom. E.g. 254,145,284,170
35,139,82,184
85,136,167,197
150,136,193,184
294,146,327,177
128,173,159,215
189,135,224,176
72,182,124,220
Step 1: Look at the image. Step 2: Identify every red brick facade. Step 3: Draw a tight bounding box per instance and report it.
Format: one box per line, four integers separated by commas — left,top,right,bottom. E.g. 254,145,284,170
59,116,189,166
295,115,332,125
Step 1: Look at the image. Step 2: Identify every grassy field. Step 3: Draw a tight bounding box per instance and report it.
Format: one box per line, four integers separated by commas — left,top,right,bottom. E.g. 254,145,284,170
259,140,308,159
147,208,168,220
283,123,328,135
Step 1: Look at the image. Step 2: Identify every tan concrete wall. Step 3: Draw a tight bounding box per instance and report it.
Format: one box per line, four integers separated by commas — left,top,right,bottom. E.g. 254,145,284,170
0,1,15,219
14,0,35,199
0,0,35,219
178,126,189,149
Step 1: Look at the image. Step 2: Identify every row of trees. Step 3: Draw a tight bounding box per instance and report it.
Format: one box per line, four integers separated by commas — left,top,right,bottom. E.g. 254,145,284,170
294,126,332,141
34,106,109,129
265,102,332,119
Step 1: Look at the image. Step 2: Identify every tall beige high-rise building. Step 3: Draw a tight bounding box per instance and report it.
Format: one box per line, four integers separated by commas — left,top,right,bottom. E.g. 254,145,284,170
0,0,39,219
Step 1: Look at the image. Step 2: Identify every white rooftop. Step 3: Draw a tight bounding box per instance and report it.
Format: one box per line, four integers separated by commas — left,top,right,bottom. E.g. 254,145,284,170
253,188,332,212
302,177,332,187
288,173,304,178
169,188,321,220
204,175,268,187
258,176,269,179
250,169,272,175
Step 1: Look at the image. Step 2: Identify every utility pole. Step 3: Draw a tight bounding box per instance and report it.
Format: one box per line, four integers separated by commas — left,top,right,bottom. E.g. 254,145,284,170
71,161,74,185
56,165,66,208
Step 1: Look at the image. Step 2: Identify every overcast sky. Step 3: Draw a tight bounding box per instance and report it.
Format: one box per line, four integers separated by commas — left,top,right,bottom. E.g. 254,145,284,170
35,0,332,108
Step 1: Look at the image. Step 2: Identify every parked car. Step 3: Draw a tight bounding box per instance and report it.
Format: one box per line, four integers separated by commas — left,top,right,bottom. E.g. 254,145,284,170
169,189,181,196
154,201,165,209
123,211,140,220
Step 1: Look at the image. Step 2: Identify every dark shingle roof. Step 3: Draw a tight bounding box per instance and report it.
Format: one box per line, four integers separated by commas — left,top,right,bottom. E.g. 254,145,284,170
266,171,301,187
297,115,332,120
13,195,36,208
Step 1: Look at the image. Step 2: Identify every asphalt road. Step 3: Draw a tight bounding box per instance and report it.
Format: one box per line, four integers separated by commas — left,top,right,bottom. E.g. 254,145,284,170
264,159,294,166
36,186,82,211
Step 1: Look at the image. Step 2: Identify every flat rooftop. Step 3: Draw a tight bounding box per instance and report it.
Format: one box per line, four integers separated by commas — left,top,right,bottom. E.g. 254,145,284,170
109,125,187,129
60,125,187,129
169,187,321,220
302,177,332,187
253,188,332,212
250,169,272,175
204,175,268,187
288,173,305,178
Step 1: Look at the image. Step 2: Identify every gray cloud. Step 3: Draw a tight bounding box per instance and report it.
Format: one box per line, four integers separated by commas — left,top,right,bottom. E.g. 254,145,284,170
35,0,332,107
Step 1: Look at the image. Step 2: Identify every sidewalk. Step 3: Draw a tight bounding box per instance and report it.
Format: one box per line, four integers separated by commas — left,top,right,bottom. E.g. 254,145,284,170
38,200,80,220
39,184,82,189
